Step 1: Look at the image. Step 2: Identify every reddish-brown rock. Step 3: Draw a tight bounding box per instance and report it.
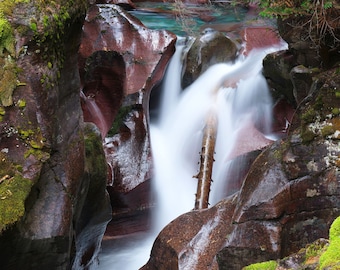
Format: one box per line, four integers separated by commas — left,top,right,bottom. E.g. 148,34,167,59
79,4,176,137
78,4,176,238
141,195,238,270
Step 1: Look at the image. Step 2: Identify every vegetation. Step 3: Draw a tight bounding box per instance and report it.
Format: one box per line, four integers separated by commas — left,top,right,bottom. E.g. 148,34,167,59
243,260,277,270
252,0,339,48
242,217,340,269
319,216,340,269
0,152,33,234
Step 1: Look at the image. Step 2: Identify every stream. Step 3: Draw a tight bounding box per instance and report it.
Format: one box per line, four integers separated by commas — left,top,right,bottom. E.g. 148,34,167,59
98,3,287,269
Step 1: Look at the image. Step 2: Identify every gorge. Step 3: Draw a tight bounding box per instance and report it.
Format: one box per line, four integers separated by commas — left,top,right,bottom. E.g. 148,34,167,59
0,0,339,269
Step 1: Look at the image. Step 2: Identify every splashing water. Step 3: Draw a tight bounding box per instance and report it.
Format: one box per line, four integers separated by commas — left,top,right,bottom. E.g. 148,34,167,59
98,38,287,269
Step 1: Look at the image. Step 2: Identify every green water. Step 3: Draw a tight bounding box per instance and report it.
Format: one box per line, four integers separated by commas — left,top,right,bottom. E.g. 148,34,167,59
129,2,248,36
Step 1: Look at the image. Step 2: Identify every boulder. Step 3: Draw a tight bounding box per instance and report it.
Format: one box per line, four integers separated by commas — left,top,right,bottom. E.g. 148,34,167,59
181,29,238,89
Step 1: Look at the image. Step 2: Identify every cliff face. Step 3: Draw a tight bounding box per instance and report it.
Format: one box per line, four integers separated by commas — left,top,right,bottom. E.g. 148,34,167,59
0,1,111,269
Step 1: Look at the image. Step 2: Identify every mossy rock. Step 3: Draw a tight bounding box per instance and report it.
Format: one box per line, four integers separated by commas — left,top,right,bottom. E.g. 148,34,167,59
0,152,33,233
319,216,340,269
242,260,277,270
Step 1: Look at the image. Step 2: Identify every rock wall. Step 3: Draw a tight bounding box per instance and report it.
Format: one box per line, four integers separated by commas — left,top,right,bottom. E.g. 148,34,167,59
78,3,177,238
0,1,111,269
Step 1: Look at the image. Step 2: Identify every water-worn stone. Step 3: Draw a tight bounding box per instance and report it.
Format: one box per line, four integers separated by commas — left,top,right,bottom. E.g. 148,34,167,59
79,4,176,137
78,4,176,238
263,50,297,106
181,30,238,89
141,195,238,270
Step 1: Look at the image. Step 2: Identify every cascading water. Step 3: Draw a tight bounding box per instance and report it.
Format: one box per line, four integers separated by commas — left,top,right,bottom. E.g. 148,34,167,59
98,35,287,269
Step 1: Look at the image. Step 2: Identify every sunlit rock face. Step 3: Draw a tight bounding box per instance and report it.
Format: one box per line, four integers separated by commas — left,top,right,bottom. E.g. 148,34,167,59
78,4,176,237
141,46,340,270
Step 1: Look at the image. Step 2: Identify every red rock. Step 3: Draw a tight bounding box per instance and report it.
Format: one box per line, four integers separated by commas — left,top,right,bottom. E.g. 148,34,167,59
79,4,176,138
241,27,283,55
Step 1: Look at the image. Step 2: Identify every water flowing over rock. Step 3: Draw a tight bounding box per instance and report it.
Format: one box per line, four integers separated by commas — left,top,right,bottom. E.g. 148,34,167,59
141,29,340,269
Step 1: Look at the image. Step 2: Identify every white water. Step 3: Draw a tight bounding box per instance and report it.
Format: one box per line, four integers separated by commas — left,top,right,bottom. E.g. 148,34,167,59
98,39,287,270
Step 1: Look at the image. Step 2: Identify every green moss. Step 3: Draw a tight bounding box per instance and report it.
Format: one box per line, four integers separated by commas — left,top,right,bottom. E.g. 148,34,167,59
107,105,135,137
318,216,340,269
84,124,107,174
329,216,340,241
301,107,317,124
321,124,335,137
18,129,33,139
319,239,340,269
301,128,316,143
24,148,50,162
305,240,327,263
17,98,26,108
0,14,14,56
0,56,18,106
18,127,49,161
335,92,340,99
332,108,340,115
0,106,5,115
0,152,33,233
243,260,277,270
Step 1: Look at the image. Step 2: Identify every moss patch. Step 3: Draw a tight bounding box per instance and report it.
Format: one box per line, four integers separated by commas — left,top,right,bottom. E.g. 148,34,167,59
84,124,107,175
0,152,33,233
0,56,18,106
0,13,14,56
107,105,135,137
319,239,340,269
243,260,277,270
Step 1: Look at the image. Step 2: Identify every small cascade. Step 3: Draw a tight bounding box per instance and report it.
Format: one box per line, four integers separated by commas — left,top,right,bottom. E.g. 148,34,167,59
151,43,286,213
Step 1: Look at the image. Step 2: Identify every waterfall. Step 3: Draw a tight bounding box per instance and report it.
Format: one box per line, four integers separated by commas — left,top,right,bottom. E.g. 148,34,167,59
151,40,286,212
98,39,287,270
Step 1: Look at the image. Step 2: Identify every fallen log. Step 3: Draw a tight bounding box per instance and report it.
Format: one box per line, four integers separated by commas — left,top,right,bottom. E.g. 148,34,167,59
194,110,217,210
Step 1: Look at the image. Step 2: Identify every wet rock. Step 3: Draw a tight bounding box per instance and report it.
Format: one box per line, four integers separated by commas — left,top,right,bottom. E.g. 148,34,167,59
72,123,112,269
290,65,320,106
263,50,297,106
79,4,176,137
95,0,136,10
272,97,295,137
241,27,283,56
80,51,126,138
217,68,340,268
141,195,238,270
181,30,238,89
104,102,152,193
0,1,110,269
79,4,176,238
